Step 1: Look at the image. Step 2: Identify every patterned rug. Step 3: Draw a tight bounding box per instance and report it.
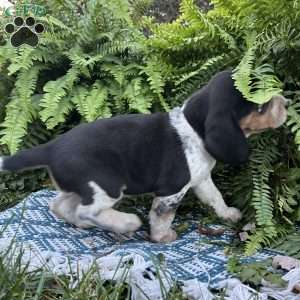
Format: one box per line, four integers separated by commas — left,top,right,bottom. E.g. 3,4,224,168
0,189,280,289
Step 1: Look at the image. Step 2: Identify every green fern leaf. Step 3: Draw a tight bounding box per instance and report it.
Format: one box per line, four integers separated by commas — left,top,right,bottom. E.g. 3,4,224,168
83,82,111,122
287,102,300,150
39,67,79,129
0,67,40,153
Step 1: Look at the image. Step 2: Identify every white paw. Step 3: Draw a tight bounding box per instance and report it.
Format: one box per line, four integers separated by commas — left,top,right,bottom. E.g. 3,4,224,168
48,201,54,212
74,220,95,229
121,214,142,233
223,207,242,223
151,229,177,243
48,200,57,212
48,200,61,218
78,210,142,234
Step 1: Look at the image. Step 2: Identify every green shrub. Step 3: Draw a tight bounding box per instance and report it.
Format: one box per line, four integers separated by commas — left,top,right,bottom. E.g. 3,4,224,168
0,0,168,154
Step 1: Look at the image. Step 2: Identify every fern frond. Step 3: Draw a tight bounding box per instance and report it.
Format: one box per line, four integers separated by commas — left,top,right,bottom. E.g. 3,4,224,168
0,101,35,154
180,0,236,48
245,230,267,255
39,15,75,34
287,101,300,150
65,47,104,69
175,55,224,86
173,52,236,102
141,58,169,110
7,46,35,75
0,43,18,65
72,82,111,122
103,63,140,85
83,81,111,122
44,97,73,130
250,134,279,227
124,77,152,113
180,0,216,36
142,61,164,95
233,34,283,104
71,86,90,118
246,214,290,256
0,66,40,153
272,231,300,259
232,34,257,99
39,67,80,129
277,184,298,216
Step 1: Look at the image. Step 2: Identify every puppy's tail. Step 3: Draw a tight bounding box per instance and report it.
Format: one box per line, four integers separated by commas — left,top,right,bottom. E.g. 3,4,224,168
0,144,49,172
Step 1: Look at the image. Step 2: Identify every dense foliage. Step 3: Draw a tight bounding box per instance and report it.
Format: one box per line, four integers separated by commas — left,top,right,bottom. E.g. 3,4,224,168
0,0,170,153
0,0,300,254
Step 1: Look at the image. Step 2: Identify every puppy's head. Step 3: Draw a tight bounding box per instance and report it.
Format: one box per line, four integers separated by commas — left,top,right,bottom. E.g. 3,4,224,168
204,71,287,165
239,95,287,137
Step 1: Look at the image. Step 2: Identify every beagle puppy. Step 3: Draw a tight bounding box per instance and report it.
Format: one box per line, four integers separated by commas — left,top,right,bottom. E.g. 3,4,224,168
0,71,287,243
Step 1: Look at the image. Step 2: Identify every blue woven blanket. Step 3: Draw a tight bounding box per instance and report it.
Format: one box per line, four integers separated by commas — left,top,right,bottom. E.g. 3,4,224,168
0,190,279,288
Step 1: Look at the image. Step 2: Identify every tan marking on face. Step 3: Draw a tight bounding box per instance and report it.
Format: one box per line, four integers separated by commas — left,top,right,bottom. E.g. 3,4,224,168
240,95,287,137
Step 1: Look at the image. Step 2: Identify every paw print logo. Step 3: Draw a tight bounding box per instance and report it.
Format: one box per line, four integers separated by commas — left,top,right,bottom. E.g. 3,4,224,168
5,16,44,47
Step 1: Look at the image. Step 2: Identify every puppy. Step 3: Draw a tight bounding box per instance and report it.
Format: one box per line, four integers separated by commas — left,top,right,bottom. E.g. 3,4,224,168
0,71,287,243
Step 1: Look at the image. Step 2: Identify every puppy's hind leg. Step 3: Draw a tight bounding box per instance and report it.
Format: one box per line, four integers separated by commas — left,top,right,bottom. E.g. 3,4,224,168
49,192,95,228
75,181,142,234
83,208,142,234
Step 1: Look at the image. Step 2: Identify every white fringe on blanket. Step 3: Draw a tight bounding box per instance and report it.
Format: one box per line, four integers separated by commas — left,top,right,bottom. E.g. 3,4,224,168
1,237,300,300
0,238,173,300
185,269,300,300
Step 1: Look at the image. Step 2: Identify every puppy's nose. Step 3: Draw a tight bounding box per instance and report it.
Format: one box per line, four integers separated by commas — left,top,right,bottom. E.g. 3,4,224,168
273,95,290,107
283,98,292,106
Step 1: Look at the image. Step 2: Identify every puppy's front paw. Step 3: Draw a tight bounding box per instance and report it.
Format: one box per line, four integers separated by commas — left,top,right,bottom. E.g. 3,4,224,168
223,207,242,223
49,200,61,219
151,229,177,243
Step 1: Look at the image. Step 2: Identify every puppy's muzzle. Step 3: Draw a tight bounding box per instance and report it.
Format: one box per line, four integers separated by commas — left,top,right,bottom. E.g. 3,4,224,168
270,95,288,128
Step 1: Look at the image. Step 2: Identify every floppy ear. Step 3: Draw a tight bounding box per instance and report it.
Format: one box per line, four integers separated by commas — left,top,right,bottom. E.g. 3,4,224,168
201,70,250,165
204,108,249,165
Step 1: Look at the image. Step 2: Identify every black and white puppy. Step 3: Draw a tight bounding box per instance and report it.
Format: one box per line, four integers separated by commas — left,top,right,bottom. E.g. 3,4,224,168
0,71,287,243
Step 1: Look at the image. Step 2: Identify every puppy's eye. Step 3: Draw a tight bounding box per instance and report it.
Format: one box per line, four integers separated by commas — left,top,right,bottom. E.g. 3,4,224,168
257,103,268,114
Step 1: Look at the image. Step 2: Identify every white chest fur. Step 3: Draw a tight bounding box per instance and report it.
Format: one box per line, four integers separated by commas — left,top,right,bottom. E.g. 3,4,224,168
169,107,216,186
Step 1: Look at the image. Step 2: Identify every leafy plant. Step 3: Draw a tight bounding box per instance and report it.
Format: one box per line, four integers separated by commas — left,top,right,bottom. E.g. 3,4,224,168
227,257,285,287
272,230,300,259
232,34,283,104
0,0,168,153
